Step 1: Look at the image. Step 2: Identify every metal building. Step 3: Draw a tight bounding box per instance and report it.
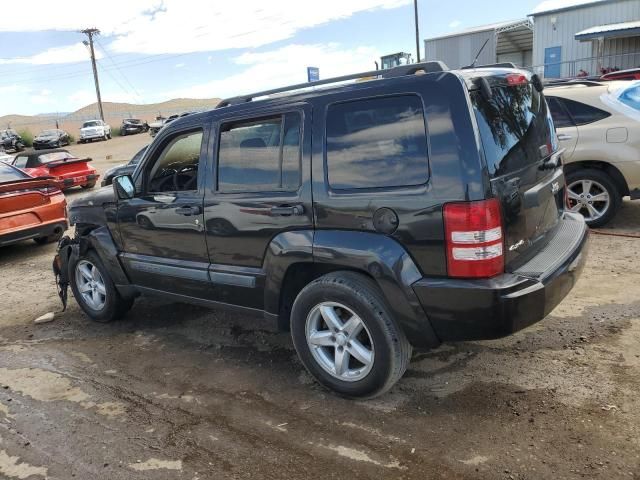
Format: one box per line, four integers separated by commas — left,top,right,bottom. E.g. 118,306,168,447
530,0,640,78
423,19,534,70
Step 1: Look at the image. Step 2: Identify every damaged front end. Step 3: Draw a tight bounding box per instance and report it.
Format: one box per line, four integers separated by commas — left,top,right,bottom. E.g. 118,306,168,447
52,235,86,311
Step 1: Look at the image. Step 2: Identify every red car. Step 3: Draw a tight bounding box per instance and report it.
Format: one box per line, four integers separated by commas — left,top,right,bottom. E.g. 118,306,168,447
601,68,640,81
10,149,99,190
0,162,68,246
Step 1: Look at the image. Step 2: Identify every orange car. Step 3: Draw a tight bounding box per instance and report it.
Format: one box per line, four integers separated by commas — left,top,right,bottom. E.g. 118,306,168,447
0,162,68,247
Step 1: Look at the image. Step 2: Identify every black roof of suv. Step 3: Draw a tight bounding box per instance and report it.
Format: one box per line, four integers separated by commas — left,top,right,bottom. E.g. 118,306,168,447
56,61,588,399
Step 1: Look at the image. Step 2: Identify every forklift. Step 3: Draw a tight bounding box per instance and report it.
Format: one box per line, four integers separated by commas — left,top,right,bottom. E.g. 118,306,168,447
378,52,413,70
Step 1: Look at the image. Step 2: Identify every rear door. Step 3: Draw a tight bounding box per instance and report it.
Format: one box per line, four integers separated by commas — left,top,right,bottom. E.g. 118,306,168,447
203,105,313,310
471,76,565,270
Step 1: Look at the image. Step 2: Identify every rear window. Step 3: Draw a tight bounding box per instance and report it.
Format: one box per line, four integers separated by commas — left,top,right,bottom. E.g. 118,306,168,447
0,164,27,182
326,95,429,190
39,152,75,164
472,83,556,178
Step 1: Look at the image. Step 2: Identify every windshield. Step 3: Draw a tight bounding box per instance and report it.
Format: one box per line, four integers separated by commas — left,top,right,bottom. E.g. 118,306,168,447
40,130,58,136
39,152,75,163
472,83,557,178
124,119,141,124
82,121,100,128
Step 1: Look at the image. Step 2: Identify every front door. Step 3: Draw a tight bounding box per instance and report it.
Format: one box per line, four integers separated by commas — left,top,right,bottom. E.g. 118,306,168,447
203,105,313,310
117,128,210,298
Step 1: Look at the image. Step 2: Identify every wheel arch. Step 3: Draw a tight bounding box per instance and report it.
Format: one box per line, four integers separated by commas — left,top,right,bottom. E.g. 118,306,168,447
564,160,629,197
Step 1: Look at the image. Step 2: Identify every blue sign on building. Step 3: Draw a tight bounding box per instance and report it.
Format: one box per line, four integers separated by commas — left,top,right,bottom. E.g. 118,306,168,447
307,67,320,82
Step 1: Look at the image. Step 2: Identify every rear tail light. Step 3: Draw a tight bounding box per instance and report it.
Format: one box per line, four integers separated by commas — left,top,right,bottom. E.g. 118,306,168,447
505,73,528,86
443,199,504,278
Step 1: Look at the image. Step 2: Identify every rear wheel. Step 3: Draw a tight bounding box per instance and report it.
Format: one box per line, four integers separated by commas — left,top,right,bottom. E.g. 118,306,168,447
290,272,411,399
566,169,620,227
69,250,133,322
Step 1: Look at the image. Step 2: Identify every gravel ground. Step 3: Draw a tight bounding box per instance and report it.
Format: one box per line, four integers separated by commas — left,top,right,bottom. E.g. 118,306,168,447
0,135,639,479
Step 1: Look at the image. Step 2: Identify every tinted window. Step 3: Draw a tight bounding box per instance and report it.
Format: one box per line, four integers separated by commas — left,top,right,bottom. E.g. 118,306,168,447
472,84,556,177
148,130,202,192
561,98,610,125
0,164,27,182
547,97,574,128
326,96,428,190
218,113,301,192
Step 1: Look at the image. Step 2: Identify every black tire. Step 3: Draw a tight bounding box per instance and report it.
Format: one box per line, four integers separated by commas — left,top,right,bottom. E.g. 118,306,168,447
566,168,621,228
290,271,412,399
69,250,133,322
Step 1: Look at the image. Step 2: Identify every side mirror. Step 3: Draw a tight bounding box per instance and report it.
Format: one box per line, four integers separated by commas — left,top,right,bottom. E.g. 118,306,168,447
113,175,135,200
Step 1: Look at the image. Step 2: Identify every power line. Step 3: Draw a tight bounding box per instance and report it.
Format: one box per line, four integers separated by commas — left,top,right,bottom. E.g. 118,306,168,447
94,38,144,103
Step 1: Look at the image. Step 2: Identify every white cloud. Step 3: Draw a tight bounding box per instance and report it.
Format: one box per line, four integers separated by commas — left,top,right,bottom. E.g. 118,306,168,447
448,20,462,29
31,89,54,105
174,63,185,68
162,43,380,100
0,0,410,58
0,43,101,65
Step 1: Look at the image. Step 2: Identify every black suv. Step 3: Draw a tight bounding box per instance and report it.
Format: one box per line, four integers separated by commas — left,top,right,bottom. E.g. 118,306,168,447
54,63,588,398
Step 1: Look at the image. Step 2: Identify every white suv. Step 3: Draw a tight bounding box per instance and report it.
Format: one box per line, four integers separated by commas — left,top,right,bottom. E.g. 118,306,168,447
546,80,640,227
79,120,111,143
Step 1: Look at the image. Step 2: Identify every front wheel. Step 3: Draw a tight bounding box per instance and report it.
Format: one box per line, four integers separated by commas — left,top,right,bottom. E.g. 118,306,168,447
290,272,411,399
69,250,133,322
566,169,621,228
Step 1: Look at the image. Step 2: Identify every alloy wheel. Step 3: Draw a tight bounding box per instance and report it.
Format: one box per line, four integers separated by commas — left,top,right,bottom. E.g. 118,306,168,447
75,260,107,311
567,179,610,222
305,302,375,382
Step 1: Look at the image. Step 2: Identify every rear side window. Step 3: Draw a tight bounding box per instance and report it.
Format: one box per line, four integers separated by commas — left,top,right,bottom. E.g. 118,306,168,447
218,113,301,192
547,97,574,128
560,98,610,125
326,95,429,190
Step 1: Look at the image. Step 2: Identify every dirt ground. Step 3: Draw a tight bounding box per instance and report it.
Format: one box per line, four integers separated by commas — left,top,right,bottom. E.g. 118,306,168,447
0,134,639,479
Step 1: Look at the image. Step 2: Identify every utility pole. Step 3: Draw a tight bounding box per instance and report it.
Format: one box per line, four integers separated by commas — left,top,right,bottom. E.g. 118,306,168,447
81,28,104,121
413,0,421,63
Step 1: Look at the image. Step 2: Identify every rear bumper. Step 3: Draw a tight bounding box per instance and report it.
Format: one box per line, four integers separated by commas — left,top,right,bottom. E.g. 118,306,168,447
59,173,98,189
413,213,589,342
0,220,67,246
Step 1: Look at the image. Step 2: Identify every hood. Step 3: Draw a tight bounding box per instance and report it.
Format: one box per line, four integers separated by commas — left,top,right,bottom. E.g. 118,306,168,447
68,185,115,225
35,134,58,140
81,125,104,131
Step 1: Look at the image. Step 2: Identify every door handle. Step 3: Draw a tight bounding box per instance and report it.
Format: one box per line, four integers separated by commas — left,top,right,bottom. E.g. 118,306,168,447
175,205,202,216
270,205,304,216
557,133,572,141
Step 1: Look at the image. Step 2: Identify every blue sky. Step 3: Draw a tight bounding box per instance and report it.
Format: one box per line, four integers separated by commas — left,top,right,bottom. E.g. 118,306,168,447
0,0,544,116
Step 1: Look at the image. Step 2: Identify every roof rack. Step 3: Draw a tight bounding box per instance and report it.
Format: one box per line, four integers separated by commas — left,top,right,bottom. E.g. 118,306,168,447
216,61,449,108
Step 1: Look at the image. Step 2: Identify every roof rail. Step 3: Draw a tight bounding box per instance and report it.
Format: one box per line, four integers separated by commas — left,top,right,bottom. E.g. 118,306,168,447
461,62,518,70
216,61,449,108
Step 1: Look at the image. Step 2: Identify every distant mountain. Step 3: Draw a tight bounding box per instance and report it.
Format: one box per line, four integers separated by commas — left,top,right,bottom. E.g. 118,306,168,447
0,98,221,134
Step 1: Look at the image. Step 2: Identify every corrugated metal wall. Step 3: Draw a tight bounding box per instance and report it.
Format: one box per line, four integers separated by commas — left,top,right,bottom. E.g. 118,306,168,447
532,0,640,78
424,30,496,69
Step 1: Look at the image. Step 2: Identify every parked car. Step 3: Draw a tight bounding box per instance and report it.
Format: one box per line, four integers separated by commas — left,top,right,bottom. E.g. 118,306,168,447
148,115,173,137
33,129,71,150
0,162,67,246
601,68,640,81
546,80,640,226
54,63,588,398
0,129,25,152
120,118,149,136
79,120,111,143
101,145,148,187
10,149,99,190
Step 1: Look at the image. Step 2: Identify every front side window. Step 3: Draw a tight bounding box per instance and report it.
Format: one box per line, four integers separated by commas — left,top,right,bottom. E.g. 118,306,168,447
148,130,202,192
325,95,428,190
218,113,301,192
12,155,28,169
560,98,610,125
